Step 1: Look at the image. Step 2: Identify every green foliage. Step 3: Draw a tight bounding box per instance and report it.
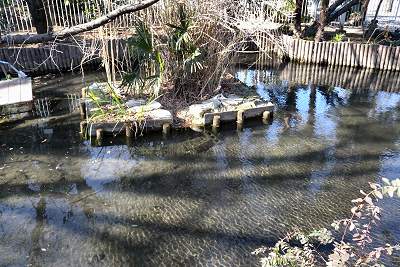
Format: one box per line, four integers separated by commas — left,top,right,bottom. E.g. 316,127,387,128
122,4,203,97
332,33,345,42
254,178,400,267
0,74,11,81
283,0,296,12
167,4,203,73
123,21,164,96
86,83,127,123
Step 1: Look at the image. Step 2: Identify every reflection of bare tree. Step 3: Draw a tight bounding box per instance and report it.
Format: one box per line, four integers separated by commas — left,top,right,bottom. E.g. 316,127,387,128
283,84,301,131
28,197,47,266
309,84,316,126
33,94,80,118
318,86,345,107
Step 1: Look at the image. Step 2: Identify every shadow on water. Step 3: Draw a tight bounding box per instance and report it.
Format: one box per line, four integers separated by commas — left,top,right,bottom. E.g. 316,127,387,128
0,65,400,266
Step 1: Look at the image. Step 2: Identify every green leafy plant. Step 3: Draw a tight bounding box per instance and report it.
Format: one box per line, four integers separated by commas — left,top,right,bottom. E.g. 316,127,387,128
332,33,345,42
167,4,203,74
0,74,11,81
253,178,400,267
283,0,296,13
86,83,127,123
122,21,164,97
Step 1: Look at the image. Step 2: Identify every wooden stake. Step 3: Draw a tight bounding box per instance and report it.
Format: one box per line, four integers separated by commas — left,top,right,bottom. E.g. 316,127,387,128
262,111,272,123
125,123,133,138
237,110,244,125
79,101,86,119
96,128,104,144
162,123,171,135
212,115,221,129
81,88,87,99
79,121,87,135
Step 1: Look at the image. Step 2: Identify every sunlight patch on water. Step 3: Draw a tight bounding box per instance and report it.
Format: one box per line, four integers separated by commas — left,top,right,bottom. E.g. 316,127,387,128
81,145,139,191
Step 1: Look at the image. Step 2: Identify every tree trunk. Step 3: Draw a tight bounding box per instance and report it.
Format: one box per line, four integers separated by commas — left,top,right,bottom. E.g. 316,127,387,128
360,0,370,23
373,0,384,21
365,0,383,37
26,0,48,34
315,0,329,42
294,0,303,36
1,0,161,45
303,0,359,38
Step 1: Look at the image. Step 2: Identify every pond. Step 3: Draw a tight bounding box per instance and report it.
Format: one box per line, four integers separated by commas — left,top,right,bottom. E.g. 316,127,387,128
1,63,400,266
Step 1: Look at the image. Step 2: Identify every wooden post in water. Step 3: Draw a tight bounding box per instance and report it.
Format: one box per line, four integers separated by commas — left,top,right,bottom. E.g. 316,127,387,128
96,128,104,145
81,88,87,99
162,123,171,136
80,87,87,119
79,121,87,136
125,123,133,138
237,110,244,125
262,111,272,124
79,101,86,119
212,115,221,128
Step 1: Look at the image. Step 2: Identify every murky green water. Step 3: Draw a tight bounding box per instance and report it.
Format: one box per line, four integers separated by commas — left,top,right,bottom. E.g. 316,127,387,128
1,65,400,266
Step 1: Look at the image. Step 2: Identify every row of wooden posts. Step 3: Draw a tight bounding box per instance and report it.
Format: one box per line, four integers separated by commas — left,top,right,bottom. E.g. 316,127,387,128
256,34,400,72
81,111,273,145
280,35,400,71
79,86,273,145
2,36,400,75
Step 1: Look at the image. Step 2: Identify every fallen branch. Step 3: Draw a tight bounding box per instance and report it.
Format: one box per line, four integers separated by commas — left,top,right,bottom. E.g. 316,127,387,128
1,0,161,45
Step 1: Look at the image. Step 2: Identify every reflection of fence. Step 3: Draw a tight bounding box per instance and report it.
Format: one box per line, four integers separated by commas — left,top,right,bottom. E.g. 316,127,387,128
279,62,400,92
33,94,80,117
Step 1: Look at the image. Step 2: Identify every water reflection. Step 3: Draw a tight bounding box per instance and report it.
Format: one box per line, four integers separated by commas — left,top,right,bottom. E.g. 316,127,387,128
33,94,80,118
0,66,400,266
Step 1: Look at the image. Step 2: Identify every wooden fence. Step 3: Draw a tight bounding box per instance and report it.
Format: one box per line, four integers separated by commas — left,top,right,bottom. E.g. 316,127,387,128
0,45,99,74
1,0,295,35
279,35,400,71
0,39,130,74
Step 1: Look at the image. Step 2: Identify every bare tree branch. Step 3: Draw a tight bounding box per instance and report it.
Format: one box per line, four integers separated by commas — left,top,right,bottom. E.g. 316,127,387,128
328,0,360,22
1,0,161,45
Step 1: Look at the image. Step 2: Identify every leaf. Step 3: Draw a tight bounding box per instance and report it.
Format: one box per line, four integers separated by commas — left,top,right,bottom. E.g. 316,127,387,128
352,198,363,203
374,190,383,199
382,177,391,185
387,187,395,197
369,183,378,190
364,196,374,205
349,223,355,231
351,207,358,214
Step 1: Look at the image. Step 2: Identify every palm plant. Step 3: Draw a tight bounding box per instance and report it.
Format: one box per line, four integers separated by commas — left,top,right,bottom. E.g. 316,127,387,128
167,4,203,74
122,21,164,96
